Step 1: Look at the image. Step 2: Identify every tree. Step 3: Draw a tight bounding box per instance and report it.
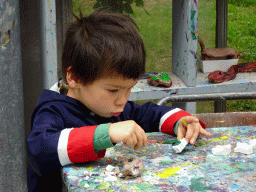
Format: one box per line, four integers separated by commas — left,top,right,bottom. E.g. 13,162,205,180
93,0,144,14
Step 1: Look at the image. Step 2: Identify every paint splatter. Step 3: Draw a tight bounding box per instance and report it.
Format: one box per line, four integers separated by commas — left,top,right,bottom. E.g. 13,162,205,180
185,32,189,42
230,184,248,190
157,167,180,179
194,0,198,7
196,136,228,146
190,178,210,191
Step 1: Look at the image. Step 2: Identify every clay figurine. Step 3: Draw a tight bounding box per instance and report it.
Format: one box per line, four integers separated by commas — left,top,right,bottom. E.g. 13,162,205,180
212,144,231,155
208,61,256,83
147,72,172,87
198,36,240,60
234,142,253,155
116,157,144,179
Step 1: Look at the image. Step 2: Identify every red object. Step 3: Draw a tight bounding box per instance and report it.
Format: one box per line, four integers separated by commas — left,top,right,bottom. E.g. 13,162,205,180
147,140,158,143
208,61,256,83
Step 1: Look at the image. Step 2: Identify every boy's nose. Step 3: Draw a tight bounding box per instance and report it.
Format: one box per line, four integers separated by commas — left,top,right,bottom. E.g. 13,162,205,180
115,94,128,106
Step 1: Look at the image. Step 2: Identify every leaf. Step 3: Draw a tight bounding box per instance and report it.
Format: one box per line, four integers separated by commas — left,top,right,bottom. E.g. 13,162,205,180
108,0,123,13
101,0,110,7
135,0,144,7
124,0,134,4
93,0,101,9
124,3,133,14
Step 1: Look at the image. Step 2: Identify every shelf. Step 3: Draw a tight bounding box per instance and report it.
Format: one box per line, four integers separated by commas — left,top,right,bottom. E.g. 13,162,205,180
130,71,256,101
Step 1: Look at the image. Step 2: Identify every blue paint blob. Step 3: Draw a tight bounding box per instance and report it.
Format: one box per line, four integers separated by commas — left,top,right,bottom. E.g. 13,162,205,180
230,184,248,190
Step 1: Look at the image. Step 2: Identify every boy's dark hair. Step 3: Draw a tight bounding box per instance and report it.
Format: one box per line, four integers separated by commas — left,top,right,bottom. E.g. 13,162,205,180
62,8,146,85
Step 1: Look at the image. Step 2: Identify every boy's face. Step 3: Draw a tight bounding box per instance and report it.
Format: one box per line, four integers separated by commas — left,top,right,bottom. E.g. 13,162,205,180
67,75,138,118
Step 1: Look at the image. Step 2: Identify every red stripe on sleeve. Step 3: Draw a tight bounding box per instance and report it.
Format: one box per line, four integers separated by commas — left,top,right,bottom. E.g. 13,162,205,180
161,110,192,134
161,111,207,135
67,125,105,163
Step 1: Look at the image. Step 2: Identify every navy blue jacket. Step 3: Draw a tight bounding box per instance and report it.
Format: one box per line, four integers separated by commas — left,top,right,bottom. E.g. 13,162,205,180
27,87,191,191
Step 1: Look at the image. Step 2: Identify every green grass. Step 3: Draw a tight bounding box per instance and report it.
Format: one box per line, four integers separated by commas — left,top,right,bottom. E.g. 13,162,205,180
228,3,256,62
131,2,173,72
72,0,256,113
228,0,256,7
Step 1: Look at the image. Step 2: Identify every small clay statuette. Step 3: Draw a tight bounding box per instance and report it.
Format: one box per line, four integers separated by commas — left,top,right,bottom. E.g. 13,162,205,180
147,72,172,87
198,36,240,60
116,157,144,179
208,61,256,83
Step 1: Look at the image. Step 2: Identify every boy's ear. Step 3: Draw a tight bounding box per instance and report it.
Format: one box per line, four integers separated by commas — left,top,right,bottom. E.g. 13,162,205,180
66,71,78,88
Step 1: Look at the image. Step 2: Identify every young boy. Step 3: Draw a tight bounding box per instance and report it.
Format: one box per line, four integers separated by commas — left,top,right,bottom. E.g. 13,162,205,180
26,8,211,191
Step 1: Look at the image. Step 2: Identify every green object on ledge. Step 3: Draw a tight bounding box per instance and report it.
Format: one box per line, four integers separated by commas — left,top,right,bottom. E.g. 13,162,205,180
147,72,171,82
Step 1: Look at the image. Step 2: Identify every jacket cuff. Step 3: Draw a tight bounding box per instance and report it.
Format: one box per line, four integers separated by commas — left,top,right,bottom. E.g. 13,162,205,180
159,108,192,135
173,120,180,135
93,123,114,154
57,126,106,166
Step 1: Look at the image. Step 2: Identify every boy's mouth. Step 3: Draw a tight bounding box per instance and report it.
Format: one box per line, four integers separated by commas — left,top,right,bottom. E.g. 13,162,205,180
112,112,121,117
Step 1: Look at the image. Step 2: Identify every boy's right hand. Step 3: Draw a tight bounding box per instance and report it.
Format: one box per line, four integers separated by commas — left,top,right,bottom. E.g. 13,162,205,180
109,120,147,150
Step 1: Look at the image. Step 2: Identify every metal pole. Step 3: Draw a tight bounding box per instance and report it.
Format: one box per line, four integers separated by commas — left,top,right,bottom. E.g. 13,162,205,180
157,92,256,105
216,0,228,48
0,0,27,191
215,0,228,112
40,0,58,89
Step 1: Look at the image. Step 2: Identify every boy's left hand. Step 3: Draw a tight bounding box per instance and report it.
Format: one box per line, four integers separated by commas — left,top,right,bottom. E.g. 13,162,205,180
177,116,212,145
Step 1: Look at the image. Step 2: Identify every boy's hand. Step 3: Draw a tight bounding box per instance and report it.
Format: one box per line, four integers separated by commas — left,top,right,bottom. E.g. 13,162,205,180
109,120,147,150
177,116,212,145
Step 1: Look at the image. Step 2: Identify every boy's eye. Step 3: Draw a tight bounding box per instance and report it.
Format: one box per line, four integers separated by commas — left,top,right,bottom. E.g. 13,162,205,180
108,89,118,93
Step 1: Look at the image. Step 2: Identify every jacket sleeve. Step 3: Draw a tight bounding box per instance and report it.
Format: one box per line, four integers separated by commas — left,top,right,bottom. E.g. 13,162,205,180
27,107,106,176
123,101,205,134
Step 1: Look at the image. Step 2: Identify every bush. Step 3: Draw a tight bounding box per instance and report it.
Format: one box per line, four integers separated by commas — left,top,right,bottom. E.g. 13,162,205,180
228,0,256,7
227,100,256,112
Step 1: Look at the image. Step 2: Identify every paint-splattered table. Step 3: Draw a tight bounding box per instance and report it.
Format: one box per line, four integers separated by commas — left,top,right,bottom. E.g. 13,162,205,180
62,125,256,191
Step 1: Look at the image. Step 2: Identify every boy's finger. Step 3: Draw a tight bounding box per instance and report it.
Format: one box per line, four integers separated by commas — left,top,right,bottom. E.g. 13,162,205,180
138,127,147,147
185,124,194,142
143,132,147,146
136,126,147,147
189,125,200,145
125,134,136,146
134,131,143,150
200,128,212,137
132,133,138,146
177,126,186,140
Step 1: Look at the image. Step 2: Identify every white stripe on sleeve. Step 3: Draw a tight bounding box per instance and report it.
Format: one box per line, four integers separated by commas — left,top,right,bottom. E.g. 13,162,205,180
159,108,181,131
57,128,74,166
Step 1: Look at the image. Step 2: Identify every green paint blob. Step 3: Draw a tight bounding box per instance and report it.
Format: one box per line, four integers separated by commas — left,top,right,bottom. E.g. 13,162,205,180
176,62,180,67
190,178,210,191
222,165,237,172
191,10,196,20
191,32,197,40
78,180,88,187
170,140,181,146
147,73,171,82
136,183,152,190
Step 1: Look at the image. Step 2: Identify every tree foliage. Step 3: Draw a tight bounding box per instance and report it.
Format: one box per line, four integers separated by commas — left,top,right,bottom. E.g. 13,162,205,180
93,0,144,14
